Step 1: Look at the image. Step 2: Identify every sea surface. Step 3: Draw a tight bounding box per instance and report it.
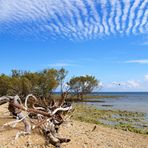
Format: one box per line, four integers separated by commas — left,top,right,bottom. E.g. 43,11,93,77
86,92,148,114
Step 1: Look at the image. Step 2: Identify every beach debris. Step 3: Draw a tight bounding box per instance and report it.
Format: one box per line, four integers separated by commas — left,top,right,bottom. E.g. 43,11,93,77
15,131,30,140
91,125,97,132
2,114,28,128
0,93,72,148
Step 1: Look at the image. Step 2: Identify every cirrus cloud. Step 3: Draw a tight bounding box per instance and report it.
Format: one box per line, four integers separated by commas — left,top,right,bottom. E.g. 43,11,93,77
125,59,148,64
48,63,78,67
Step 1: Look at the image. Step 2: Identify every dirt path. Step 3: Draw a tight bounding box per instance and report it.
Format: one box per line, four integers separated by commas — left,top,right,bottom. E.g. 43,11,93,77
0,103,148,148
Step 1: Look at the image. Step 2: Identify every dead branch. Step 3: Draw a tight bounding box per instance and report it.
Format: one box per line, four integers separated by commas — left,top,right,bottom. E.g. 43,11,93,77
25,94,37,109
0,96,10,105
2,114,28,128
0,93,72,148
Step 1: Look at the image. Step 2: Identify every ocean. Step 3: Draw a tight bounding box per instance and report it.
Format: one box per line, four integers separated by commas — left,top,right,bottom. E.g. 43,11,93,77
86,92,148,114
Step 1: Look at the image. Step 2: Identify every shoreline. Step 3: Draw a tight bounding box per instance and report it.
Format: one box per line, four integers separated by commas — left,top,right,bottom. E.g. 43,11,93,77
0,103,148,147
54,94,120,103
72,104,148,135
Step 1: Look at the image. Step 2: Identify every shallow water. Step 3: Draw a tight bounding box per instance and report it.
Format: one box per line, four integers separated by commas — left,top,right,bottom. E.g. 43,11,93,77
86,92,148,114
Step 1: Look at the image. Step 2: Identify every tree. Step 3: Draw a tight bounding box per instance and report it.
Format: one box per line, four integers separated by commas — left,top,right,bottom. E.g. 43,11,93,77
57,68,68,93
11,69,23,78
0,74,10,96
22,69,59,98
0,68,60,99
23,72,41,96
20,77,32,97
68,75,99,99
7,77,32,97
36,69,59,98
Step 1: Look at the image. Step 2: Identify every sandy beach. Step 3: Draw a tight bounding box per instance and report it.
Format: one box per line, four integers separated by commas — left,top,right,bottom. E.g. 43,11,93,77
1,0,148,147
0,103,148,148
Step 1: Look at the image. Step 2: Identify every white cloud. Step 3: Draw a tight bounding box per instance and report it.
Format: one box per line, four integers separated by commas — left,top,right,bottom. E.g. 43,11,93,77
132,0,148,34
144,75,148,81
115,0,122,32
100,0,109,35
126,80,140,88
106,80,140,88
103,74,148,91
125,59,148,64
0,0,148,40
126,0,141,34
139,9,148,33
48,63,77,67
122,0,131,31
108,0,116,34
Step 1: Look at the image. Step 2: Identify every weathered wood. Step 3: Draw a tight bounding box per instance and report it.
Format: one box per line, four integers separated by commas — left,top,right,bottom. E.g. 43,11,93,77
12,102,72,117
0,96,9,105
12,103,52,117
1,94,72,148
32,118,50,129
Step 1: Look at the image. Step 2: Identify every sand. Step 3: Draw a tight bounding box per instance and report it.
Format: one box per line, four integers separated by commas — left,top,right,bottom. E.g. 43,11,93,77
0,103,148,148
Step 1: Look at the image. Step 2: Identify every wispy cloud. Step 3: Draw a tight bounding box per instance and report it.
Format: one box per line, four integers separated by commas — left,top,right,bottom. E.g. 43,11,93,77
105,80,141,89
139,9,148,33
125,59,148,64
122,0,131,31
126,0,141,34
108,0,116,34
48,63,78,67
104,74,148,91
144,75,148,81
115,0,122,32
142,42,148,45
132,0,148,34
0,0,148,40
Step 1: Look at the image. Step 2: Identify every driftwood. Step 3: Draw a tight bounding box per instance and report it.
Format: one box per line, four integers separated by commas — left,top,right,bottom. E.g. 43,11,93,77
0,93,72,148
0,96,10,105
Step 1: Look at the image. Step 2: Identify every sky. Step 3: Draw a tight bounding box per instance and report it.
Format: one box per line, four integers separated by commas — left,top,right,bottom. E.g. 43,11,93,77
0,0,148,92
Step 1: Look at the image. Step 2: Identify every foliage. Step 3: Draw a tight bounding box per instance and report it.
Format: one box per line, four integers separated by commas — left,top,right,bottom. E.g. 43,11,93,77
0,69,60,98
0,74,10,96
67,75,99,99
35,69,58,98
0,69,100,100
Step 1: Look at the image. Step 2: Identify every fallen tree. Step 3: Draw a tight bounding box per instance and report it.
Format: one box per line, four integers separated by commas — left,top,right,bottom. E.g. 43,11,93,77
0,93,72,148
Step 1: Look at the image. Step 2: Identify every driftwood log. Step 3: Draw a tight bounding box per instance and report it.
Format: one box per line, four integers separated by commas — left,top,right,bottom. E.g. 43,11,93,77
0,93,72,148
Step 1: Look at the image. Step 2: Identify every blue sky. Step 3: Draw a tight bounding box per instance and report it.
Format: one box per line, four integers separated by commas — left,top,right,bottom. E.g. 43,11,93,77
0,0,148,92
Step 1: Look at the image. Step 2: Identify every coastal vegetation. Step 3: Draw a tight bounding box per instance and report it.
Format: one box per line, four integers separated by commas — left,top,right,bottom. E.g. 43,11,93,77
0,68,99,100
72,104,148,134
67,75,99,100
